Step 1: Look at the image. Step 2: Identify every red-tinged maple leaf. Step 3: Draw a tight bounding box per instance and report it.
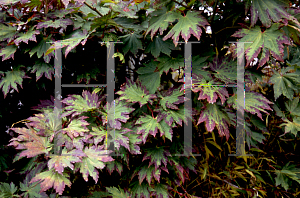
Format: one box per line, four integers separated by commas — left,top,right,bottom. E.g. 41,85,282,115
136,165,161,185
47,148,84,175
75,145,114,183
163,11,209,46
30,168,71,195
14,27,40,45
8,127,52,159
62,116,89,140
30,61,54,81
142,147,171,171
36,18,73,31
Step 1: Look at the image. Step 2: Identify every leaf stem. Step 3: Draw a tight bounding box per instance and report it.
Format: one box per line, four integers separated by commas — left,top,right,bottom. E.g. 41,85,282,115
84,2,103,17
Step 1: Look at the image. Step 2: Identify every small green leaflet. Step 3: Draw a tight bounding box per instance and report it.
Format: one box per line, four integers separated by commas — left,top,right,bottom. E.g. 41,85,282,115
30,61,54,81
0,182,18,198
14,27,40,45
227,92,273,121
232,24,290,67
30,168,71,195
275,162,300,191
106,186,131,198
116,78,157,107
250,0,299,28
279,117,300,136
75,146,114,183
137,60,160,94
269,67,300,100
47,148,83,175
119,32,143,55
0,67,28,98
0,45,18,61
163,11,209,46
145,35,174,58
197,103,231,140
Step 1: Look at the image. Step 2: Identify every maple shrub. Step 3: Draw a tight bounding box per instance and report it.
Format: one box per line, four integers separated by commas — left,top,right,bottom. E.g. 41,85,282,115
1,0,300,197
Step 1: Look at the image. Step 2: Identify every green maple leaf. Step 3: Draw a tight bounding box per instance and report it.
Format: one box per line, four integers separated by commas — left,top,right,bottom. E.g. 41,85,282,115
136,165,161,185
45,30,89,58
62,90,102,117
123,124,143,155
269,67,300,100
284,97,300,117
159,105,192,127
145,35,174,58
158,88,185,110
191,74,229,105
142,147,171,171
191,55,211,81
76,67,101,84
157,55,184,75
227,91,273,121
47,148,83,175
275,162,300,191
102,99,134,130
151,183,170,198
145,8,174,39
91,126,106,146
116,79,157,107
0,67,28,98
163,11,209,46
136,115,160,144
30,168,71,195
8,127,52,159
106,160,123,175
0,24,17,42
75,146,114,183
62,116,90,140
120,32,143,55
232,24,290,67
130,181,154,198
20,181,44,198
36,18,73,30
0,182,18,198
280,117,300,136
209,57,237,84
27,35,54,63
106,186,131,198
14,27,40,45
30,61,54,81
250,0,299,28
197,103,231,140
108,128,131,151
0,45,18,61
137,60,161,94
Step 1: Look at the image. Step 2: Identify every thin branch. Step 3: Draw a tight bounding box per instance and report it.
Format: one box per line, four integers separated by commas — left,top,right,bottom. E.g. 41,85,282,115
171,0,189,9
84,2,103,17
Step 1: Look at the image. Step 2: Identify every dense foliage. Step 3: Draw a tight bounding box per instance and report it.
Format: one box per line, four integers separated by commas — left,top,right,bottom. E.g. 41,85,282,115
1,0,300,197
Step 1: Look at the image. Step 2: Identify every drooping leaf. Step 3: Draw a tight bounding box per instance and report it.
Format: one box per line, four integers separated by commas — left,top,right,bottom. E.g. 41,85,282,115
116,78,157,107
136,165,161,185
8,127,52,159
106,160,123,175
157,55,184,75
227,91,273,121
142,147,171,170
151,183,170,198
47,148,84,175
75,145,114,183
163,11,209,46
0,67,28,98
275,162,300,191
102,99,134,130
145,35,174,58
30,61,54,81
119,32,143,55
130,181,154,198
232,24,290,67
30,168,71,195
197,103,231,140
14,27,40,45
269,67,300,100
106,186,131,198
137,60,161,94
250,0,298,28
0,45,18,61
279,117,300,136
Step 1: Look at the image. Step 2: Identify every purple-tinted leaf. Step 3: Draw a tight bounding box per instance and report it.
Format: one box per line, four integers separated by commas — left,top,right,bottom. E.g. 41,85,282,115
14,27,40,45
30,61,54,81
142,147,171,171
36,18,73,30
